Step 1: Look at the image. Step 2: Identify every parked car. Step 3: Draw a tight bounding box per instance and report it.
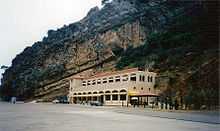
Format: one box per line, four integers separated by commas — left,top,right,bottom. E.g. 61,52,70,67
90,101,103,106
59,99,69,104
52,99,59,104
52,96,69,104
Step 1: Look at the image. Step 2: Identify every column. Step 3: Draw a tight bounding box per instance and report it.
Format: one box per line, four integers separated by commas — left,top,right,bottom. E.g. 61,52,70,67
110,94,112,104
118,93,120,106
126,94,129,107
147,96,149,105
104,94,106,104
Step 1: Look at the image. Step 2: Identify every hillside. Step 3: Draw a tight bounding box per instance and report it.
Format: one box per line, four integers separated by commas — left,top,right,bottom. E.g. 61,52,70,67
0,0,219,109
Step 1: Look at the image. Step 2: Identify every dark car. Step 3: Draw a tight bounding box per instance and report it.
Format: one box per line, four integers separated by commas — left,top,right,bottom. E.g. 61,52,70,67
90,101,103,106
53,96,69,104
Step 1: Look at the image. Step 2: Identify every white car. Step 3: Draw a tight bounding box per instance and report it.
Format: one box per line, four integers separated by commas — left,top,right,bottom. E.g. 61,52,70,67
52,99,59,104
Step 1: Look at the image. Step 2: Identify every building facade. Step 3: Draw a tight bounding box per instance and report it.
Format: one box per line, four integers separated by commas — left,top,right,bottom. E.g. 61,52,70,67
68,68,159,106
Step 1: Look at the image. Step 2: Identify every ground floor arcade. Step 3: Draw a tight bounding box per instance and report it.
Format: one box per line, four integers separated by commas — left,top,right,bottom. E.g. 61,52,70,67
69,91,159,106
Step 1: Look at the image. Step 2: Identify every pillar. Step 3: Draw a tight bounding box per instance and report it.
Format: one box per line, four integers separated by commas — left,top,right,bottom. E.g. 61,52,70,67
118,94,120,105
103,95,106,104
147,96,149,105
110,94,112,104
126,94,129,107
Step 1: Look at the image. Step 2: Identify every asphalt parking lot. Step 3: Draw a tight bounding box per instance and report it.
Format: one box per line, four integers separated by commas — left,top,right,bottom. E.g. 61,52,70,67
0,102,219,131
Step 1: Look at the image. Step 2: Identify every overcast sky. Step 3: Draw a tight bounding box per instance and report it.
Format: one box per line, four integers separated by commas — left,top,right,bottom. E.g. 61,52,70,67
0,0,101,79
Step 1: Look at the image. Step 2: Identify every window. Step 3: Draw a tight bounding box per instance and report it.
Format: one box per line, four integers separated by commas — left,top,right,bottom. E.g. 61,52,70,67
87,81,91,86
120,95,126,100
97,79,101,84
109,77,114,83
103,78,107,84
122,75,129,81
133,87,136,90
148,76,150,82
120,89,127,93
112,90,118,93
82,81,87,86
105,95,111,101
112,94,118,101
150,77,153,82
130,73,136,81
141,87,143,90
139,75,145,82
115,76,120,82
148,76,153,82
105,91,111,94
143,76,145,81
149,88,151,91
92,80,96,85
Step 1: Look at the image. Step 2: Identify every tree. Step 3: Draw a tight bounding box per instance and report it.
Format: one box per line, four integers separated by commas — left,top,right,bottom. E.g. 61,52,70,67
0,65,8,69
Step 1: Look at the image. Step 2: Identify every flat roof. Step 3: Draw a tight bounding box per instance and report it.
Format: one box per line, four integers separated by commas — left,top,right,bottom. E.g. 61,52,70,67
86,68,139,79
71,68,155,80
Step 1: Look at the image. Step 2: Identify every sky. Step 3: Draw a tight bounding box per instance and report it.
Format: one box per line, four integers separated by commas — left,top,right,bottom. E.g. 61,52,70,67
0,0,102,80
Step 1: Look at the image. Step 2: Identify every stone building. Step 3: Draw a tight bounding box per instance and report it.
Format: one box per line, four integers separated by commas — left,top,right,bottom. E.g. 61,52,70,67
68,68,159,106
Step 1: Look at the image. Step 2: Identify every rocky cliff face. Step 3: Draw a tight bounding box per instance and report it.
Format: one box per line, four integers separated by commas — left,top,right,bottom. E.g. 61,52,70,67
1,0,218,106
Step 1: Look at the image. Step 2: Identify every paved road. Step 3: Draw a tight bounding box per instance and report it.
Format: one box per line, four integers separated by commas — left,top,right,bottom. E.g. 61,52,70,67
0,102,219,131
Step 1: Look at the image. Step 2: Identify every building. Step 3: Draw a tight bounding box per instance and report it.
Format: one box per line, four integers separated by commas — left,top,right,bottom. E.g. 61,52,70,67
68,68,159,106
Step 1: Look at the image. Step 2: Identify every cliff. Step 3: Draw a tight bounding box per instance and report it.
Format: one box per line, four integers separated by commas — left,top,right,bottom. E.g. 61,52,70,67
1,0,219,109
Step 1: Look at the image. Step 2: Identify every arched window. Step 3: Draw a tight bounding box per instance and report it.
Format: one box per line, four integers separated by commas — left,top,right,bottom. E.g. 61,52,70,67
99,91,104,94
120,89,127,93
105,91,111,94
112,90,118,93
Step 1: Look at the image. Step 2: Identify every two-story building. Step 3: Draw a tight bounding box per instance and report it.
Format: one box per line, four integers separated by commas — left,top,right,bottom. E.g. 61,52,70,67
68,68,159,106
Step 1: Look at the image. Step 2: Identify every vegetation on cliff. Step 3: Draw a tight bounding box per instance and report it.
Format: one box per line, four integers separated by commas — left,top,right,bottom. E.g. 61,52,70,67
115,2,219,109
0,0,219,109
